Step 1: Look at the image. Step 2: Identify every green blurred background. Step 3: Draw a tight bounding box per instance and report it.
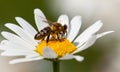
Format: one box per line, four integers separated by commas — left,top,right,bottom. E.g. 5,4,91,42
0,0,118,72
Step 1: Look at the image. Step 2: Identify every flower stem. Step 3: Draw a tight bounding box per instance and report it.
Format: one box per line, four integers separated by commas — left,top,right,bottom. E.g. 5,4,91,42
53,60,60,72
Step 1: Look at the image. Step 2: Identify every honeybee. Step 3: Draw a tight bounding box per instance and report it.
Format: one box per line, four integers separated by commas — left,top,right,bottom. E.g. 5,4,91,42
34,21,67,43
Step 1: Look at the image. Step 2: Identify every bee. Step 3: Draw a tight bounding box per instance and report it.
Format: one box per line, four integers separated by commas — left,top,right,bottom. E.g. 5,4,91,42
34,21,67,43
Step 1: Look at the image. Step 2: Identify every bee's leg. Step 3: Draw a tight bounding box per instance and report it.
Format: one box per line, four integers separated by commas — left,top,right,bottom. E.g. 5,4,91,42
63,24,67,37
63,31,67,38
65,31,67,37
59,32,63,39
57,33,60,40
57,32,63,42
46,33,51,43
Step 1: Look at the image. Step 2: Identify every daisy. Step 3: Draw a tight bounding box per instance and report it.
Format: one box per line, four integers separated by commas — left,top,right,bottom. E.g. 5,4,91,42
0,8,114,64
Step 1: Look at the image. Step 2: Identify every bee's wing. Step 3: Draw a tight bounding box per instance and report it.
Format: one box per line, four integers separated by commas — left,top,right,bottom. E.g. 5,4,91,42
34,8,49,31
43,19,53,26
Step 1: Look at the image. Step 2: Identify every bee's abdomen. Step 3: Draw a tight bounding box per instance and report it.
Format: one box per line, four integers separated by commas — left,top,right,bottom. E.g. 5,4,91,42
34,27,51,40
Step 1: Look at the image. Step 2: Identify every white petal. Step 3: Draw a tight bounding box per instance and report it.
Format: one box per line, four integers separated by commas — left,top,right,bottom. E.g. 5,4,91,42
34,8,49,31
59,54,73,60
74,20,103,47
42,47,57,58
59,54,84,62
57,14,69,26
25,53,40,58
9,57,43,64
73,55,84,62
15,17,37,36
73,31,114,54
67,16,82,42
1,31,35,50
59,54,75,60
0,40,8,45
1,50,36,56
0,41,35,51
96,31,114,39
0,42,28,51
73,35,97,54
5,23,37,46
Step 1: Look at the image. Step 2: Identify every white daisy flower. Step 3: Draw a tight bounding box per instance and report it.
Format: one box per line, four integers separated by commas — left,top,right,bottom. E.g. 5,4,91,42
0,8,114,64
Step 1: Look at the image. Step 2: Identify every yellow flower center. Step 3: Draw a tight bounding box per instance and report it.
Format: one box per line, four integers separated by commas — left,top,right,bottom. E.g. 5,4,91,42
35,39,77,57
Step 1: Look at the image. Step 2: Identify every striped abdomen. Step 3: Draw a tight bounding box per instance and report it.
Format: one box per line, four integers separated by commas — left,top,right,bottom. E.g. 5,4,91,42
34,27,51,40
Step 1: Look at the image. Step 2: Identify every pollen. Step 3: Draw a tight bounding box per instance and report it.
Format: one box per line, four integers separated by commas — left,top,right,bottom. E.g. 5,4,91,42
35,39,77,57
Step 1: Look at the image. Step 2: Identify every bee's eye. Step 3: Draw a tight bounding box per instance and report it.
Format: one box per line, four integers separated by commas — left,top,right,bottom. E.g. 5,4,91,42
63,25,67,30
